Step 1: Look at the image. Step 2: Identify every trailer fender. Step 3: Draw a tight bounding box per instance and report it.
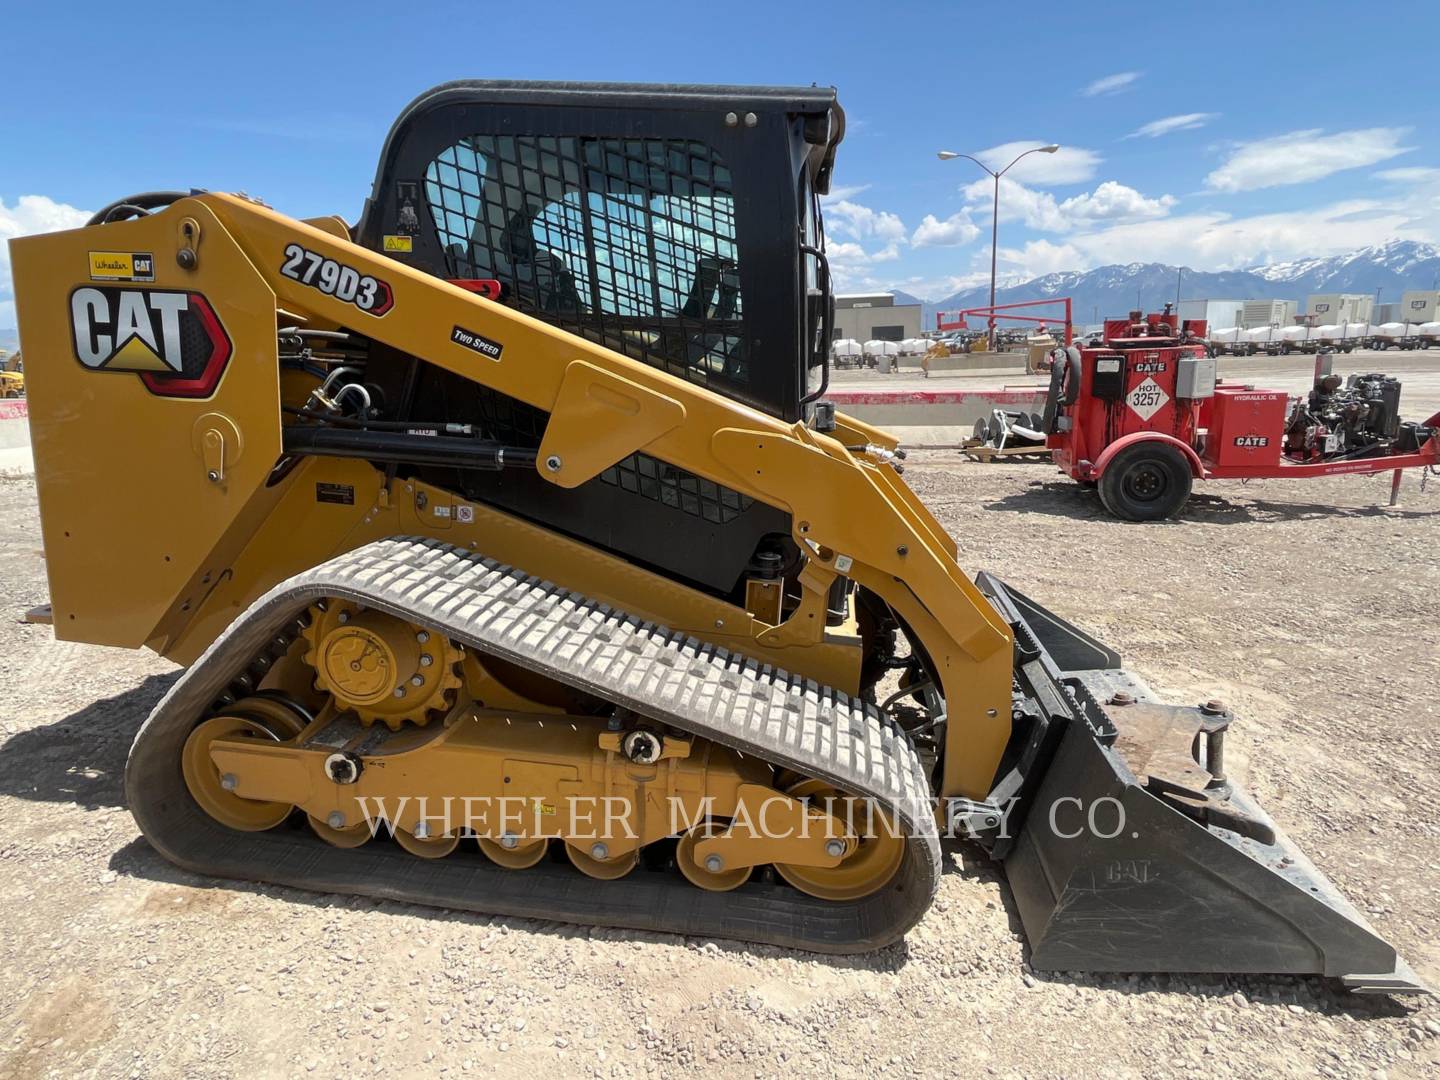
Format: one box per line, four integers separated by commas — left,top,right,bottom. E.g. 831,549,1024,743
1090,432,1205,481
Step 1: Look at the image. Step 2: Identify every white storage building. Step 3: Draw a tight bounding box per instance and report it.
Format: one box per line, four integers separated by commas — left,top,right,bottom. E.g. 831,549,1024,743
1242,299,1297,328
1400,290,1440,324
1306,293,1373,324
1178,299,1244,329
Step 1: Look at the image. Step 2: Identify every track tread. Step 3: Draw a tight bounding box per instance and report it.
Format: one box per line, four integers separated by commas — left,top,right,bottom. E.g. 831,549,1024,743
126,537,941,953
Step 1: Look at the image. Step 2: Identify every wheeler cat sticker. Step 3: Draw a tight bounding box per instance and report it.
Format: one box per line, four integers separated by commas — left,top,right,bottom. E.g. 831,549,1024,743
88,251,155,282
69,286,232,398
280,243,394,316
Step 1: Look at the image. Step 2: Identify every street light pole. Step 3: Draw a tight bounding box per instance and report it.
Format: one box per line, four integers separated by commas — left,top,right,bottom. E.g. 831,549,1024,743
938,143,1060,350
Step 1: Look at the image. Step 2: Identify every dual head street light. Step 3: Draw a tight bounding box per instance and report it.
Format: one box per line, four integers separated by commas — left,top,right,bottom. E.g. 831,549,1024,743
936,144,1060,348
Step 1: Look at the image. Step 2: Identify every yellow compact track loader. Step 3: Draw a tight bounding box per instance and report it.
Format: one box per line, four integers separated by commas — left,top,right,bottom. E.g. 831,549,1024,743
8,81,1421,991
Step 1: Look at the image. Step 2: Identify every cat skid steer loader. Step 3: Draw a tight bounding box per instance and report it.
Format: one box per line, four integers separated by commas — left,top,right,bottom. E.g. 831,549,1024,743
8,81,1421,991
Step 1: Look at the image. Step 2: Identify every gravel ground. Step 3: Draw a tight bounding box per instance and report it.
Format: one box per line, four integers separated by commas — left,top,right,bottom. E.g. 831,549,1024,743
1,460,1438,1080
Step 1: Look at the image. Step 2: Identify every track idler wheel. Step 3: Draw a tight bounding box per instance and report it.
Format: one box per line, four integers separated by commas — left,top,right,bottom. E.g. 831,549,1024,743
565,841,639,880
774,780,904,901
478,835,549,869
676,819,752,892
181,716,294,831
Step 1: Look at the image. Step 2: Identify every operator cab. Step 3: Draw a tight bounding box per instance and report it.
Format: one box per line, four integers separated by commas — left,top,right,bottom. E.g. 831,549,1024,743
356,80,843,421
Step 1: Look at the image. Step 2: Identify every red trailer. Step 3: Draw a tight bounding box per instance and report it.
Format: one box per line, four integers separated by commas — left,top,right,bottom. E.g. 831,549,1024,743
1041,306,1440,520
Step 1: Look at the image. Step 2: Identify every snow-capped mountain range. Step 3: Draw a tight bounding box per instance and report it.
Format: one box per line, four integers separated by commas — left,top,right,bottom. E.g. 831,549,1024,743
915,241,1440,326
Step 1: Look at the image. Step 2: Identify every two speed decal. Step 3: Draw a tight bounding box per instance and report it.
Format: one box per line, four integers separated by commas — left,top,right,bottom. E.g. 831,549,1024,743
280,243,393,316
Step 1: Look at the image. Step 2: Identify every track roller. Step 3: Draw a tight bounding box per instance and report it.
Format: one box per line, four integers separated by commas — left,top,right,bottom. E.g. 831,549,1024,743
478,835,549,869
394,827,460,859
676,819,752,892
565,841,639,880
308,813,372,848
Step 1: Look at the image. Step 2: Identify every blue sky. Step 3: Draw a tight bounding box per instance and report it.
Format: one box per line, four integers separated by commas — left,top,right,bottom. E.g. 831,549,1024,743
4,0,1439,325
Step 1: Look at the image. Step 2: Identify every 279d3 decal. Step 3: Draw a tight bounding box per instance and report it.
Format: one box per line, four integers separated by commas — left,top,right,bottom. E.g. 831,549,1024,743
280,243,393,316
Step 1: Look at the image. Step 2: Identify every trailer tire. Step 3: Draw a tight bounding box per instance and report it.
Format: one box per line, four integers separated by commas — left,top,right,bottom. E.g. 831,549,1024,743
1098,443,1192,522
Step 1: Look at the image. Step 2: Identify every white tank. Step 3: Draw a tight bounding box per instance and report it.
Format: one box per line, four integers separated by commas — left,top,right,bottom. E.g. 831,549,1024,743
831,338,862,358
898,338,928,354
1209,326,1243,343
1339,322,1371,339
1243,327,1276,343
1312,324,1341,339
1278,325,1310,342
1370,322,1409,339
863,339,899,356
1418,321,1440,336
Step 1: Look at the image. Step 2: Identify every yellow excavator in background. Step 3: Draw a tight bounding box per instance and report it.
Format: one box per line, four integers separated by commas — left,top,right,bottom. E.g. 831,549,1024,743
0,351,22,397
7,80,1420,991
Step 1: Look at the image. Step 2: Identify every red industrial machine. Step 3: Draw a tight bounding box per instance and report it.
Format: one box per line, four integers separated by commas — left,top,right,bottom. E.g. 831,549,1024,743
1040,306,1440,520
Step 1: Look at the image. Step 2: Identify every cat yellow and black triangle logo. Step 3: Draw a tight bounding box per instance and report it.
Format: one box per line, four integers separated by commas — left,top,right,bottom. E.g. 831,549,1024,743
109,333,170,371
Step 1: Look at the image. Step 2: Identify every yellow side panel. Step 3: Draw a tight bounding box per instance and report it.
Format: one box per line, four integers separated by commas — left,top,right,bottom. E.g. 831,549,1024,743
10,204,281,646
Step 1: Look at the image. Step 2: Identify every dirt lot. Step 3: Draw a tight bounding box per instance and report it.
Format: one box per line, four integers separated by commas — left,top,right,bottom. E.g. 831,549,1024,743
1,460,1438,1080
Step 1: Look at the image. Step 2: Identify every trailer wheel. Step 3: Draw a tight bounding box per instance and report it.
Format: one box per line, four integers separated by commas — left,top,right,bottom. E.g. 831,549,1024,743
1098,443,1192,522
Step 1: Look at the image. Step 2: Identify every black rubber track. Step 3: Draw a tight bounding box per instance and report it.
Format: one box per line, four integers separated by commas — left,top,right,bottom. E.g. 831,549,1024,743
126,537,941,952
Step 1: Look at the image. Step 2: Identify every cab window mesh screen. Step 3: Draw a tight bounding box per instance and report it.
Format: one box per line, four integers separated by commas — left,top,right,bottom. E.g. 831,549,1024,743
425,136,747,390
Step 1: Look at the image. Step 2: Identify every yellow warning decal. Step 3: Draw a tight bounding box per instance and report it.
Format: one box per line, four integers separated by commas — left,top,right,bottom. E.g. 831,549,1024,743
382,235,413,253
89,251,155,282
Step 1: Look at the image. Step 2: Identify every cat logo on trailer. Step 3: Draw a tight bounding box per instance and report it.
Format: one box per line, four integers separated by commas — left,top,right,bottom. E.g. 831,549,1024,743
69,287,233,398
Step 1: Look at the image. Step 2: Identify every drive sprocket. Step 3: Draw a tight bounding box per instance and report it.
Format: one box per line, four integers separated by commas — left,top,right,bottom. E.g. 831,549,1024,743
301,600,462,729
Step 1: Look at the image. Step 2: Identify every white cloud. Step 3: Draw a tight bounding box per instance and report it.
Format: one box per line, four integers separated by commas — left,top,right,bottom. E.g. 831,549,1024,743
898,271,999,302
824,183,872,201
996,239,1085,278
855,174,1440,299
994,196,1428,281
1206,127,1413,192
1081,71,1141,97
823,198,908,267
970,141,1100,185
1375,166,1440,183
1125,113,1217,139
959,177,1176,232
912,210,980,248
0,195,92,326
1058,181,1178,226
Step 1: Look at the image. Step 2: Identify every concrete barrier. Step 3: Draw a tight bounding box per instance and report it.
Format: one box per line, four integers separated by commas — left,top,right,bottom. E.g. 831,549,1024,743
897,351,1030,374
830,387,1047,447
0,399,33,475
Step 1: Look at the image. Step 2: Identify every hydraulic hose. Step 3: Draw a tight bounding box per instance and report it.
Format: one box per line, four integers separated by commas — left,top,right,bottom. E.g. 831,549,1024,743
86,191,198,227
